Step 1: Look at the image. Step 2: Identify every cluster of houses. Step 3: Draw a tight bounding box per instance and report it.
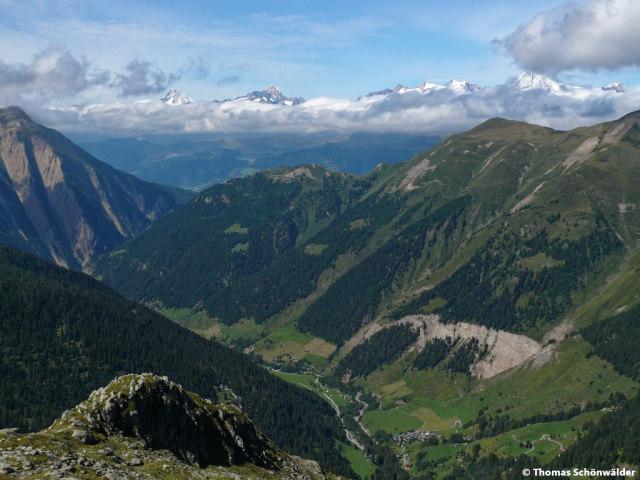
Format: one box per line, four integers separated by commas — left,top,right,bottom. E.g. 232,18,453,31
393,430,439,447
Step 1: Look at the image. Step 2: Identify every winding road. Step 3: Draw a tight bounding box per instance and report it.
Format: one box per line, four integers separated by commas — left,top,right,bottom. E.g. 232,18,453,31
525,434,565,454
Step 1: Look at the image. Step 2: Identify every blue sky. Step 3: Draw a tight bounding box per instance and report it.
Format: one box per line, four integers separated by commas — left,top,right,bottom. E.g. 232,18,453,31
1,0,640,135
1,0,639,103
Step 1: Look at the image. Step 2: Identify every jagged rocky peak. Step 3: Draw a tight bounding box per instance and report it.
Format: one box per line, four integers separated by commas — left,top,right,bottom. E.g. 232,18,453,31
0,374,342,479
163,88,194,105
234,85,305,105
363,87,394,98
55,373,274,468
602,82,628,93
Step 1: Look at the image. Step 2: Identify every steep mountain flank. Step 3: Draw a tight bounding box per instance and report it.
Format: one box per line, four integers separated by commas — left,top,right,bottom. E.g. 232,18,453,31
0,107,185,268
91,165,369,311
0,374,344,480
341,314,547,379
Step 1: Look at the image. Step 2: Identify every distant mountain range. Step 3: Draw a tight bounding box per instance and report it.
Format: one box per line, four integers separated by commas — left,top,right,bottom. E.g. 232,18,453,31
79,132,443,191
234,85,306,105
163,85,305,106
173,72,630,105
362,71,628,99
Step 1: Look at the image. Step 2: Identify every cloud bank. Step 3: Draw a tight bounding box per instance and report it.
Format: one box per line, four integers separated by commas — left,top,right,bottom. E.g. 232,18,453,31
35,82,640,137
496,0,640,74
0,45,109,104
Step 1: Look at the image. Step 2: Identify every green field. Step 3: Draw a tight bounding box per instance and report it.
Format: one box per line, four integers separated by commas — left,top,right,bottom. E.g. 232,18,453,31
220,318,264,341
231,242,249,252
411,442,466,462
255,323,336,363
363,407,424,435
305,244,328,256
271,371,351,408
265,323,314,346
337,441,376,479
224,223,249,234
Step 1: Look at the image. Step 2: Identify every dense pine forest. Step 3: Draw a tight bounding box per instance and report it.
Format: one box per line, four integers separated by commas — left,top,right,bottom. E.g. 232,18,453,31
203,192,407,324
334,324,419,379
413,337,458,371
582,304,640,380
0,244,354,477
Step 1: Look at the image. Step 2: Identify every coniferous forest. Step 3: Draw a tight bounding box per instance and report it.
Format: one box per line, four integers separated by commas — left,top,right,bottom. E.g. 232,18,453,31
582,304,640,380
334,324,419,379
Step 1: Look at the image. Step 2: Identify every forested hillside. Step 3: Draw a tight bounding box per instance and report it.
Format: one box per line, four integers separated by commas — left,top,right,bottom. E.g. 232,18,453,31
582,304,640,380
94,111,640,349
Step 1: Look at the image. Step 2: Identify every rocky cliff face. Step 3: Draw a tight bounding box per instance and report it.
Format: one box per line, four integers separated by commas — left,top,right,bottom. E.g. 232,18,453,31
346,314,568,379
0,374,342,480
0,107,181,269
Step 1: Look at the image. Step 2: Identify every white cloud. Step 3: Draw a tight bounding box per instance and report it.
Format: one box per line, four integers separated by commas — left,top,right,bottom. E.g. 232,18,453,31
495,0,640,74
32,83,640,137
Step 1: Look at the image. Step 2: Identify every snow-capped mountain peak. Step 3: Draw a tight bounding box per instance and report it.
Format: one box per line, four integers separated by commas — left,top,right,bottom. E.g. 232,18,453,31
233,86,305,106
417,81,439,92
163,89,194,105
602,82,628,93
444,80,481,93
512,72,562,93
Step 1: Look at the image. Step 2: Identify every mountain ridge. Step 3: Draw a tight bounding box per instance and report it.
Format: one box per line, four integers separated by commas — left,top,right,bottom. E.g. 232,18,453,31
361,71,629,100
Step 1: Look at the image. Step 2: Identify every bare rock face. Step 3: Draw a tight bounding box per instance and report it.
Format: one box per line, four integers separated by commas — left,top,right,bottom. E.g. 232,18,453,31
0,107,181,268
76,374,274,468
